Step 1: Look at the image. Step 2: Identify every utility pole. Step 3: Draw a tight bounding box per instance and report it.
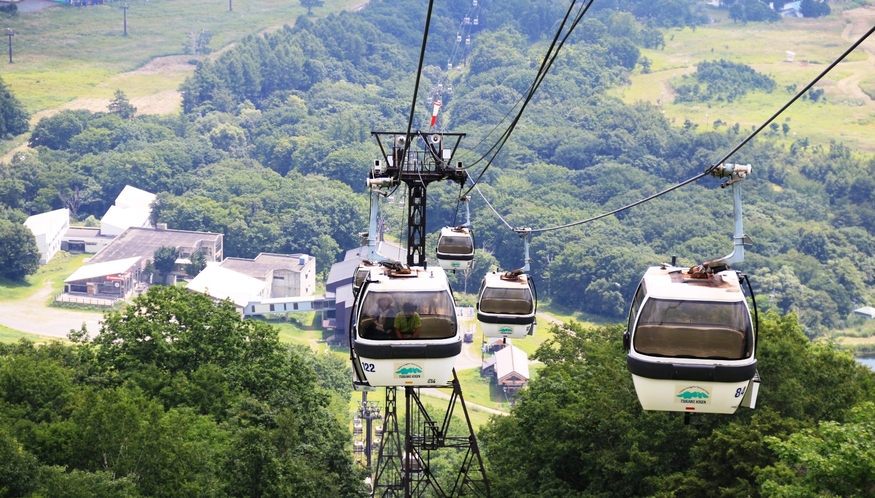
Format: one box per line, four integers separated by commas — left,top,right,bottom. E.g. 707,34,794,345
122,3,128,36
5,28,14,64
229,0,232,12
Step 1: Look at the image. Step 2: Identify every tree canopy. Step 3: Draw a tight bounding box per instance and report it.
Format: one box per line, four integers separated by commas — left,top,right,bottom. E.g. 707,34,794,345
480,313,875,497
0,287,366,497
0,218,40,280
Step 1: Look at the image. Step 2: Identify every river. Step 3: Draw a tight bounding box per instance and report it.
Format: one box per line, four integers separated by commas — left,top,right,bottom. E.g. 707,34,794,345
856,356,875,370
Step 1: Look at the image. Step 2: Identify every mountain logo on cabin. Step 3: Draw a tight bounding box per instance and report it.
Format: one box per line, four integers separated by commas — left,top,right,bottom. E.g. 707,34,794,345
499,327,513,335
395,363,423,379
675,386,710,404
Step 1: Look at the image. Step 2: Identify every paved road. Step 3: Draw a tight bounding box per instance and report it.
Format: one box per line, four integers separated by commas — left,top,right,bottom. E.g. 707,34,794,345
0,281,103,340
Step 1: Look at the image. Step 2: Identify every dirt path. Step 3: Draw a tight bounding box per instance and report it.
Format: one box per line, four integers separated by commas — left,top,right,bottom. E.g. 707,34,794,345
835,52,875,110
0,281,103,339
420,388,508,416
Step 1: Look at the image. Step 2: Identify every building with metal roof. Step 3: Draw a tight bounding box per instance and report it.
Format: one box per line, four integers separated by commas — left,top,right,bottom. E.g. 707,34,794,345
494,344,530,396
24,208,69,264
187,264,270,309
220,253,316,298
99,185,156,236
64,256,141,298
854,306,875,320
61,227,115,255
89,226,223,266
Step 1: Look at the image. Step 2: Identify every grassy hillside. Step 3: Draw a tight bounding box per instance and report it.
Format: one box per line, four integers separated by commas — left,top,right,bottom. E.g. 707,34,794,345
1,0,358,112
614,5,875,151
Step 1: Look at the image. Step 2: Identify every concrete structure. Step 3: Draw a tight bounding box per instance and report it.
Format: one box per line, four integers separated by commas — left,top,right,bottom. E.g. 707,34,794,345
187,264,270,311
494,344,529,396
99,185,156,237
89,226,223,267
61,226,114,255
24,208,69,264
220,253,316,298
64,256,141,299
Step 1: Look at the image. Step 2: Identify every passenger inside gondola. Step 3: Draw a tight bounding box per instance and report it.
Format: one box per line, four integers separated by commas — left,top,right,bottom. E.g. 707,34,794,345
362,295,396,339
394,302,422,339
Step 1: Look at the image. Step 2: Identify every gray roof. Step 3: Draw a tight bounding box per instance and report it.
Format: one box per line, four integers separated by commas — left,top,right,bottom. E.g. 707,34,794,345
344,240,405,262
187,264,268,307
24,208,68,236
89,227,221,264
335,282,354,305
221,253,309,279
327,257,362,288
854,306,875,318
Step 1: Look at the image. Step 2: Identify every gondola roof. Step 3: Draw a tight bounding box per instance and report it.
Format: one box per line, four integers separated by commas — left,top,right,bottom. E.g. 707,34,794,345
641,266,744,302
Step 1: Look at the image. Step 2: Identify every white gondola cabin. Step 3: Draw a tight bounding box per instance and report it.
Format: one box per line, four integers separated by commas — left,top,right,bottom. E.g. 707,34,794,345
350,263,462,389
436,226,474,271
476,270,537,339
624,265,759,414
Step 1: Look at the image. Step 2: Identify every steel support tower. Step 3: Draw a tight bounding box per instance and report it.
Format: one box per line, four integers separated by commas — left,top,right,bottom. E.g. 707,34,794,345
366,132,489,497
371,372,490,498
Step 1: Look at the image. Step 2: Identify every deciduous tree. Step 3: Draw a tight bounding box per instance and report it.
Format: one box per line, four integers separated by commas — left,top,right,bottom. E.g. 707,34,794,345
0,219,40,280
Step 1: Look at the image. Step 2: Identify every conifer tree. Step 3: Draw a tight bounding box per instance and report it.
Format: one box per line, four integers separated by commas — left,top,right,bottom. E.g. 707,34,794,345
107,89,136,119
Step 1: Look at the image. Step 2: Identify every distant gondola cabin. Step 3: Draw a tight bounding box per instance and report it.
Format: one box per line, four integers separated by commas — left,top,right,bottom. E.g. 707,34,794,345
476,271,536,339
436,226,474,271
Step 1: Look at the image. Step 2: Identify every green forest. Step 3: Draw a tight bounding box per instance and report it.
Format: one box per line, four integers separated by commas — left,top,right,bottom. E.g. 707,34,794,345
3,0,875,335
1,0,875,495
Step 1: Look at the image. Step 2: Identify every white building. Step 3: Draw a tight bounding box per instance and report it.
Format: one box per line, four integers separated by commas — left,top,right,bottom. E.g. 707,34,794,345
494,344,530,395
99,185,156,236
187,263,270,311
220,253,317,298
23,208,70,264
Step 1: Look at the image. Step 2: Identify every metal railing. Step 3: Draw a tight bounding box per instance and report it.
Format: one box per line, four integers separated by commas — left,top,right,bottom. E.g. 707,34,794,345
54,292,119,307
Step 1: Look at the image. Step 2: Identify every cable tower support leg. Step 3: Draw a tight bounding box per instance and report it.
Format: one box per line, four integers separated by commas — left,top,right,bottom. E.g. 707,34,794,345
447,369,491,497
407,183,427,267
373,387,403,497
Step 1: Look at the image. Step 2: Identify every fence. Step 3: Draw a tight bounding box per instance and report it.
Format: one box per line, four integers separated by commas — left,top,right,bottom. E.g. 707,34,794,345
54,292,119,307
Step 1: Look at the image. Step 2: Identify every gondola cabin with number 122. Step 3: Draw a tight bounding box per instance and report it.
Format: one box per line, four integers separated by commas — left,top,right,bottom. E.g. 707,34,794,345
351,264,462,388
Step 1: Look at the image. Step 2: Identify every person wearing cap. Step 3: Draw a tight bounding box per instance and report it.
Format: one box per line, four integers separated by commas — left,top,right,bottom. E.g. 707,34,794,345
394,302,421,339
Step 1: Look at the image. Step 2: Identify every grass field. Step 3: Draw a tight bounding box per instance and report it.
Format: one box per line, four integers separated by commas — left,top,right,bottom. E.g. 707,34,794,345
0,251,88,301
346,382,498,435
1,0,357,113
614,6,875,151
0,323,50,344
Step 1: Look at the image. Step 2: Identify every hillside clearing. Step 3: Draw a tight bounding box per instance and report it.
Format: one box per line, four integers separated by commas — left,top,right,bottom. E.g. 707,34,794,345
615,6,875,151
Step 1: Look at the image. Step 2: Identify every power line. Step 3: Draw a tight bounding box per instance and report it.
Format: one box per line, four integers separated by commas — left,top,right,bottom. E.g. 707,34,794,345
461,0,595,192
398,0,437,182
476,22,875,236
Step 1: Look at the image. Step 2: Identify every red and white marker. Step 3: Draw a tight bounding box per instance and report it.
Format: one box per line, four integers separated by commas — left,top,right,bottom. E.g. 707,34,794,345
430,99,442,127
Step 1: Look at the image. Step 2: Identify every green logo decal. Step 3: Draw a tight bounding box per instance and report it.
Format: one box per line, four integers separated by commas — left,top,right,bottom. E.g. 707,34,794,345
499,326,513,334
395,363,423,379
675,386,710,405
